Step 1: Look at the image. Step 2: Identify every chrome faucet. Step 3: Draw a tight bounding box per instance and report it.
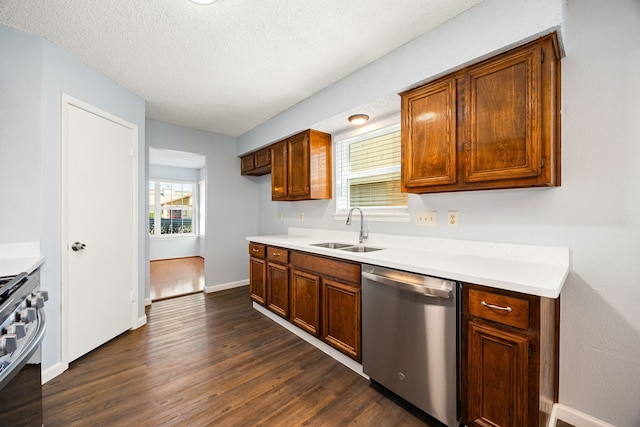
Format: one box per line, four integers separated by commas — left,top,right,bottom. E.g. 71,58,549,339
346,207,368,244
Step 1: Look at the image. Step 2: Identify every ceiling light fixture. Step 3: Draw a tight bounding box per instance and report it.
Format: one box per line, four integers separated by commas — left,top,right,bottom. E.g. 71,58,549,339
348,114,369,126
189,0,217,4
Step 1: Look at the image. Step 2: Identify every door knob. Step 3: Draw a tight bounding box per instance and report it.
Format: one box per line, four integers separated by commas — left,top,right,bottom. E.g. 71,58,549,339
71,242,86,251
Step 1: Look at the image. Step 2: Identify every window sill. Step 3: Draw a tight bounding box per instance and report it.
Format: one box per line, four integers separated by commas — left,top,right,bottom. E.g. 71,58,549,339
332,211,410,223
149,234,198,240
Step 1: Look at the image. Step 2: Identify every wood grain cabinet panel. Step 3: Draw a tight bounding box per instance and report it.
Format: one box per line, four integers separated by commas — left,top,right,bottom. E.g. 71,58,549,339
461,283,559,427
265,246,290,318
322,278,361,361
248,245,362,361
401,32,560,194
241,146,271,176
249,243,266,305
270,129,331,201
466,320,529,426
270,141,288,199
290,269,321,336
249,257,266,305
401,76,457,190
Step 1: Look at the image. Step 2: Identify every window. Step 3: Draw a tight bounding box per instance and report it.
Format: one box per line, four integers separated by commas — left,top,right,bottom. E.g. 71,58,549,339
149,180,195,236
335,123,408,216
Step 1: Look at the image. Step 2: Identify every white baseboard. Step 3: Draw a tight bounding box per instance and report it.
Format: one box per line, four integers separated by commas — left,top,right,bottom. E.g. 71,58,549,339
135,314,147,329
41,361,67,385
548,404,615,427
252,302,368,379
204,279,248,293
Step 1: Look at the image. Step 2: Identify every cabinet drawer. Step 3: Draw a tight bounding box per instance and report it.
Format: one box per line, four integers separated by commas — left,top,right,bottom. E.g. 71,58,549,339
290,251,360,284
468,288,529,330
267,246,289,264
248,243,265,259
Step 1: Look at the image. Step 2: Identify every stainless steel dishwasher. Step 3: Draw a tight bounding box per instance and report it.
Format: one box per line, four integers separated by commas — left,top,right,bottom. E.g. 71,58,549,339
362,264,459,427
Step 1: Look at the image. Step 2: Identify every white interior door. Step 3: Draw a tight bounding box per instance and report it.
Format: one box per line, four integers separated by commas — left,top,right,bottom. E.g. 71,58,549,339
63,97,137,363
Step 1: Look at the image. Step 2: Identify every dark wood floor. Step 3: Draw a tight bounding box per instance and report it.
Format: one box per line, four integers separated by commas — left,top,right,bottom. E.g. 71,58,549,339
42,286,443,426
150,256,204,301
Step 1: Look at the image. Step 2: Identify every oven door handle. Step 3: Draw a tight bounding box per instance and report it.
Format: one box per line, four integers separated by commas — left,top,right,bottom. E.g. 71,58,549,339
0,310,46,391
362,271,454,298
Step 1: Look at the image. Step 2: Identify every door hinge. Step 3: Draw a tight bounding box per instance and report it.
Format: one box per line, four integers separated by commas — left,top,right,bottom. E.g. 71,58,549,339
130,291,135,302
129,147,136,157
541,48,545,63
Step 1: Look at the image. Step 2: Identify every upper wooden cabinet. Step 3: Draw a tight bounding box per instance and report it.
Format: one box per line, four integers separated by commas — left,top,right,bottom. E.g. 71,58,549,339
241,146,271,176
270,129,332,201
401,33,561,193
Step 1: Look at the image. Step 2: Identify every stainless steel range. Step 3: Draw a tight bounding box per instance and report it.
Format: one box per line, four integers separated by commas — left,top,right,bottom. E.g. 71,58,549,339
0,269,48,425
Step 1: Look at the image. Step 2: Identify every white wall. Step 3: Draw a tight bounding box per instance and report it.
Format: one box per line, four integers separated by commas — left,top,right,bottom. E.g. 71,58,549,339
146,119,258,297
237,0,640,425
0,24,147,374
0,27,42,243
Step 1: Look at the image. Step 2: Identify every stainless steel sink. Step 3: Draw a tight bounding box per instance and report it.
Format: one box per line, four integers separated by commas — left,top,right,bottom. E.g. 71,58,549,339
310,242,354,249
339,246,385,253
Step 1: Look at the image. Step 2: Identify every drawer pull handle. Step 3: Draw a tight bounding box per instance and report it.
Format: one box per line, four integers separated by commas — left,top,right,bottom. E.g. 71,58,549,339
273,252,280,256
252,248,259,252
481,301,512,312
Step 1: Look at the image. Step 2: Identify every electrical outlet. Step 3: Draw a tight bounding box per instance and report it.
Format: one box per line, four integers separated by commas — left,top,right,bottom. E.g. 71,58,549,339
298,211,304,221
416,211,437,227
448,211,459,227
278,212,283,221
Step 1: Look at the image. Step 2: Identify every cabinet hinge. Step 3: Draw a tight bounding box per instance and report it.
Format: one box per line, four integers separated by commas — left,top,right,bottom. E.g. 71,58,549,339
529,343,535,358
541,48,545,63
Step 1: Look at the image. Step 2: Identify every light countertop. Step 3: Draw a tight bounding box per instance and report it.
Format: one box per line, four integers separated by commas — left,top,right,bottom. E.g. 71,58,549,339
247,228,569,298
0,242,45,277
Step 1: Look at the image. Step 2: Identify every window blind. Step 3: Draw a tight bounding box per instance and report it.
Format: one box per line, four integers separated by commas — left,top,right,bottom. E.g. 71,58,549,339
335,124,407,211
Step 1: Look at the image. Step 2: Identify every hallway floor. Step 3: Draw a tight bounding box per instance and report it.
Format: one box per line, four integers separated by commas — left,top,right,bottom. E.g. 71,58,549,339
149,256,204,301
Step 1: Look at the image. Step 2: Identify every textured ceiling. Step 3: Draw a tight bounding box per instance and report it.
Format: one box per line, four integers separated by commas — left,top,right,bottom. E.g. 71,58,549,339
1,0,483,137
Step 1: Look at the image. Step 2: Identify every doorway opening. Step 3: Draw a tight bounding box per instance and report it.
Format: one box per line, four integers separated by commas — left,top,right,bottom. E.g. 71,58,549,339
149,147,206,301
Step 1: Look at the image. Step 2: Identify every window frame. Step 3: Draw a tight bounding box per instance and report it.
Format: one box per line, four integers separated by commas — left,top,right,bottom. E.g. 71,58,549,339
332,114,410,223
149,178,197,238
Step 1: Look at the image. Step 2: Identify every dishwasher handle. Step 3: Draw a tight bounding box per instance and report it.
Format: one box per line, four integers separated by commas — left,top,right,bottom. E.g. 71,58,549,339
362,270,454,299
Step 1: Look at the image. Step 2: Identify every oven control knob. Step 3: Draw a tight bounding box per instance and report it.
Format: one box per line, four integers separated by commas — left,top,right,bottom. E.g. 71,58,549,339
37,290,49,302
8,322,26,339
19,307,37,323
1,334,18,355
27,295,45,309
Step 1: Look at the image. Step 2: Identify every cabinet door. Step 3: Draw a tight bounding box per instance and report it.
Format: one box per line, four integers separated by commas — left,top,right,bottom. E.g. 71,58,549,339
287,132,310,198
267,262,289,318
466,320,529,427
290,269,321,336
401,76,457,190
271,141,288,200
255,147,271,169
249,257,266,305
463,45,542,183
241,154,255,175
322,279,361,361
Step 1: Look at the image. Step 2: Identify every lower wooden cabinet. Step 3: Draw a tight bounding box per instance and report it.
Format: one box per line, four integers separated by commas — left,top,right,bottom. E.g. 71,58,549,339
248,243,362,361
248,243,266,305
322,278,361,361
290,269,321,336
461,283,559,427
266,262,288,317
